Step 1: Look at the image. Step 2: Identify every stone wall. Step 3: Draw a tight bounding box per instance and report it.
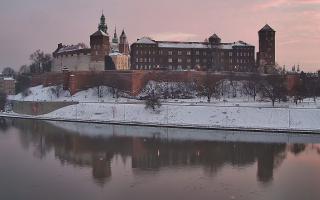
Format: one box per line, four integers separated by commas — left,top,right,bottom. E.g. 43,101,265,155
52,54,91,72
11,100,77,116
30,70,300,96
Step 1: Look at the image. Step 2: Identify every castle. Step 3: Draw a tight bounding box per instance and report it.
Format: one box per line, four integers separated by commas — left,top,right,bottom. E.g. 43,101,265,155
52,14,130,72
130,24,275,72
52,14,275,73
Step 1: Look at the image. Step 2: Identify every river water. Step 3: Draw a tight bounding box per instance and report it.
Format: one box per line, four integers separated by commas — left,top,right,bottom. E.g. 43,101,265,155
0,119,320,200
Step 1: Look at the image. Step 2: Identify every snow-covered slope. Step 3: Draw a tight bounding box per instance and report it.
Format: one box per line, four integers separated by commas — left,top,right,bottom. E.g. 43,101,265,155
41,102,320,131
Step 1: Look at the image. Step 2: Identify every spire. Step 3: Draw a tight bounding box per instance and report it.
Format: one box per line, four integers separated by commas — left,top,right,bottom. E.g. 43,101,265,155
120,29,127,38
98,13,107,33
112,26,119,43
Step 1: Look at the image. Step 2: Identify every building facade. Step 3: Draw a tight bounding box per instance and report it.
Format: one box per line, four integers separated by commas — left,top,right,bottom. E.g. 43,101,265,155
0,77,15,95
257,24,276,73
130,34,255,72
52,14,130,72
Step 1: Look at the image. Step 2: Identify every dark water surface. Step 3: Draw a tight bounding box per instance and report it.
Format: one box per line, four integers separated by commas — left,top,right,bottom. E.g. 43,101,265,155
1,119,320,200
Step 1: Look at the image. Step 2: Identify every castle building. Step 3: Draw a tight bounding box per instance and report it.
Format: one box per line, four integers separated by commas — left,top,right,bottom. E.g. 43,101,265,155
257,24,276,73
52,14,130,72
130,34,255,72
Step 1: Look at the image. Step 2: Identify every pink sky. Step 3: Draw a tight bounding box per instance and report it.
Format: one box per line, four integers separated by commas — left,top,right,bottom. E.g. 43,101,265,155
0,0,319,72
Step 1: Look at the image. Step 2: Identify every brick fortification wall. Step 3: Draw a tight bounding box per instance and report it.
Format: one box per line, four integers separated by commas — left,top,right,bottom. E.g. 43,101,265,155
30,71,300,96
31,72,65,87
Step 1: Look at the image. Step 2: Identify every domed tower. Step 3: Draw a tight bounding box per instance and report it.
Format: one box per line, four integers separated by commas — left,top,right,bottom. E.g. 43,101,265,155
98,13,107,33
119,29,130,55
90,14,110,70
208,34,221,45
257,24,276,68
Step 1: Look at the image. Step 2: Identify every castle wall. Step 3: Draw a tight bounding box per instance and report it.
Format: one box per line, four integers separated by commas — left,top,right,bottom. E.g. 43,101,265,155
30,71,300,96
52,54,91,72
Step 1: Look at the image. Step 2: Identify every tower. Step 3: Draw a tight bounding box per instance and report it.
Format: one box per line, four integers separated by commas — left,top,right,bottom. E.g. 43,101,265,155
257,24,276,70
112,26,119,44
90,14,110,70
98,13,107,33
119,29,129,55
208,34,221,45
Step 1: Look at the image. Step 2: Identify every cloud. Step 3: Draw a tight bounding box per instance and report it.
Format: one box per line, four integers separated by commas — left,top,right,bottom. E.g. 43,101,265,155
253,0,320,10
149,32,198,41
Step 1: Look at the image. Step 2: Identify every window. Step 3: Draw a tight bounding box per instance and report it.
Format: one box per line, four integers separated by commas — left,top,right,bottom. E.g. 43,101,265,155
196,51,200,55
203,52,207,56
159,50,163,55
136,51,139,55
168,58,173,63
149,58,151,62
196,59,200,63
229,52,233,57
203,59,207,63
139,58,143,62
168,51,173,55
187,51,191,55
187,59,191,63
136,58,139,62
177,65,182,70
178,51,182,55
178,58,182,63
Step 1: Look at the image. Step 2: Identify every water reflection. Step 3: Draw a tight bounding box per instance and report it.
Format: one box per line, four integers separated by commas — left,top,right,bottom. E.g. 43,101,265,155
5,119,311,185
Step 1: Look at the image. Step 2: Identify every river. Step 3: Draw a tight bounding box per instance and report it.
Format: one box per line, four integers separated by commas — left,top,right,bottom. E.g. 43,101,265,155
0,119,320,200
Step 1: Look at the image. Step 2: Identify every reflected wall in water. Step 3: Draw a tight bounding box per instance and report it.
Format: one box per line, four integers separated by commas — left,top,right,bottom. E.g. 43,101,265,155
6,119,293,184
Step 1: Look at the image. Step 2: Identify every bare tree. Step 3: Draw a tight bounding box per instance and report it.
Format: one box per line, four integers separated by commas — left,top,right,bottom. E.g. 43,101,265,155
259,75,287,107
2,67,16,78
50,85,62,98
145,90,161,111
243,74,260,101
29,50,52,74
197,71,220,103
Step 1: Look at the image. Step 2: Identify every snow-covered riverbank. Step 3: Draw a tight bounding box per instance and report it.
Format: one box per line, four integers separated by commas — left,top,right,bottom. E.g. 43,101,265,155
3,101,319,133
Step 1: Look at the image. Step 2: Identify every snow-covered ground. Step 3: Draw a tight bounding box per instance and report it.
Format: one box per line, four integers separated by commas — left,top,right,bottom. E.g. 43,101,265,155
6,83,320,132
8,83,320,108
39,102,320,131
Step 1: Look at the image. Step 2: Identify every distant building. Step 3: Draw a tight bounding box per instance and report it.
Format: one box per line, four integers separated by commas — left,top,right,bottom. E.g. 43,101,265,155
106,52,130,70
52,14,130,72
130,34,255,72
0,77,15,95
257,24,276,73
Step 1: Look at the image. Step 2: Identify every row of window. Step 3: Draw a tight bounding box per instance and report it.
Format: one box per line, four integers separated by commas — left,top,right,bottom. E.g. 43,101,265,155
133,64,252,70
55,53,90,58
135,57,253,64
134,49,253,57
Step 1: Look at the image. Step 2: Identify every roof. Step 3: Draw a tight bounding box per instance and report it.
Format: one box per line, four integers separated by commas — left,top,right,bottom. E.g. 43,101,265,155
56,43,88,54
3,77,14,81
135,37,156,44
209,34,220,39
158,42,208,49
91,30,109,37
218,41,253,49
259,24,275,32
120,30,127,38
133,37,253,50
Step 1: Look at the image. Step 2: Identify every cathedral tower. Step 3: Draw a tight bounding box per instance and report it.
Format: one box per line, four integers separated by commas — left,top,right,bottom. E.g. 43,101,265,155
119,29,130,55
90,14,110,70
